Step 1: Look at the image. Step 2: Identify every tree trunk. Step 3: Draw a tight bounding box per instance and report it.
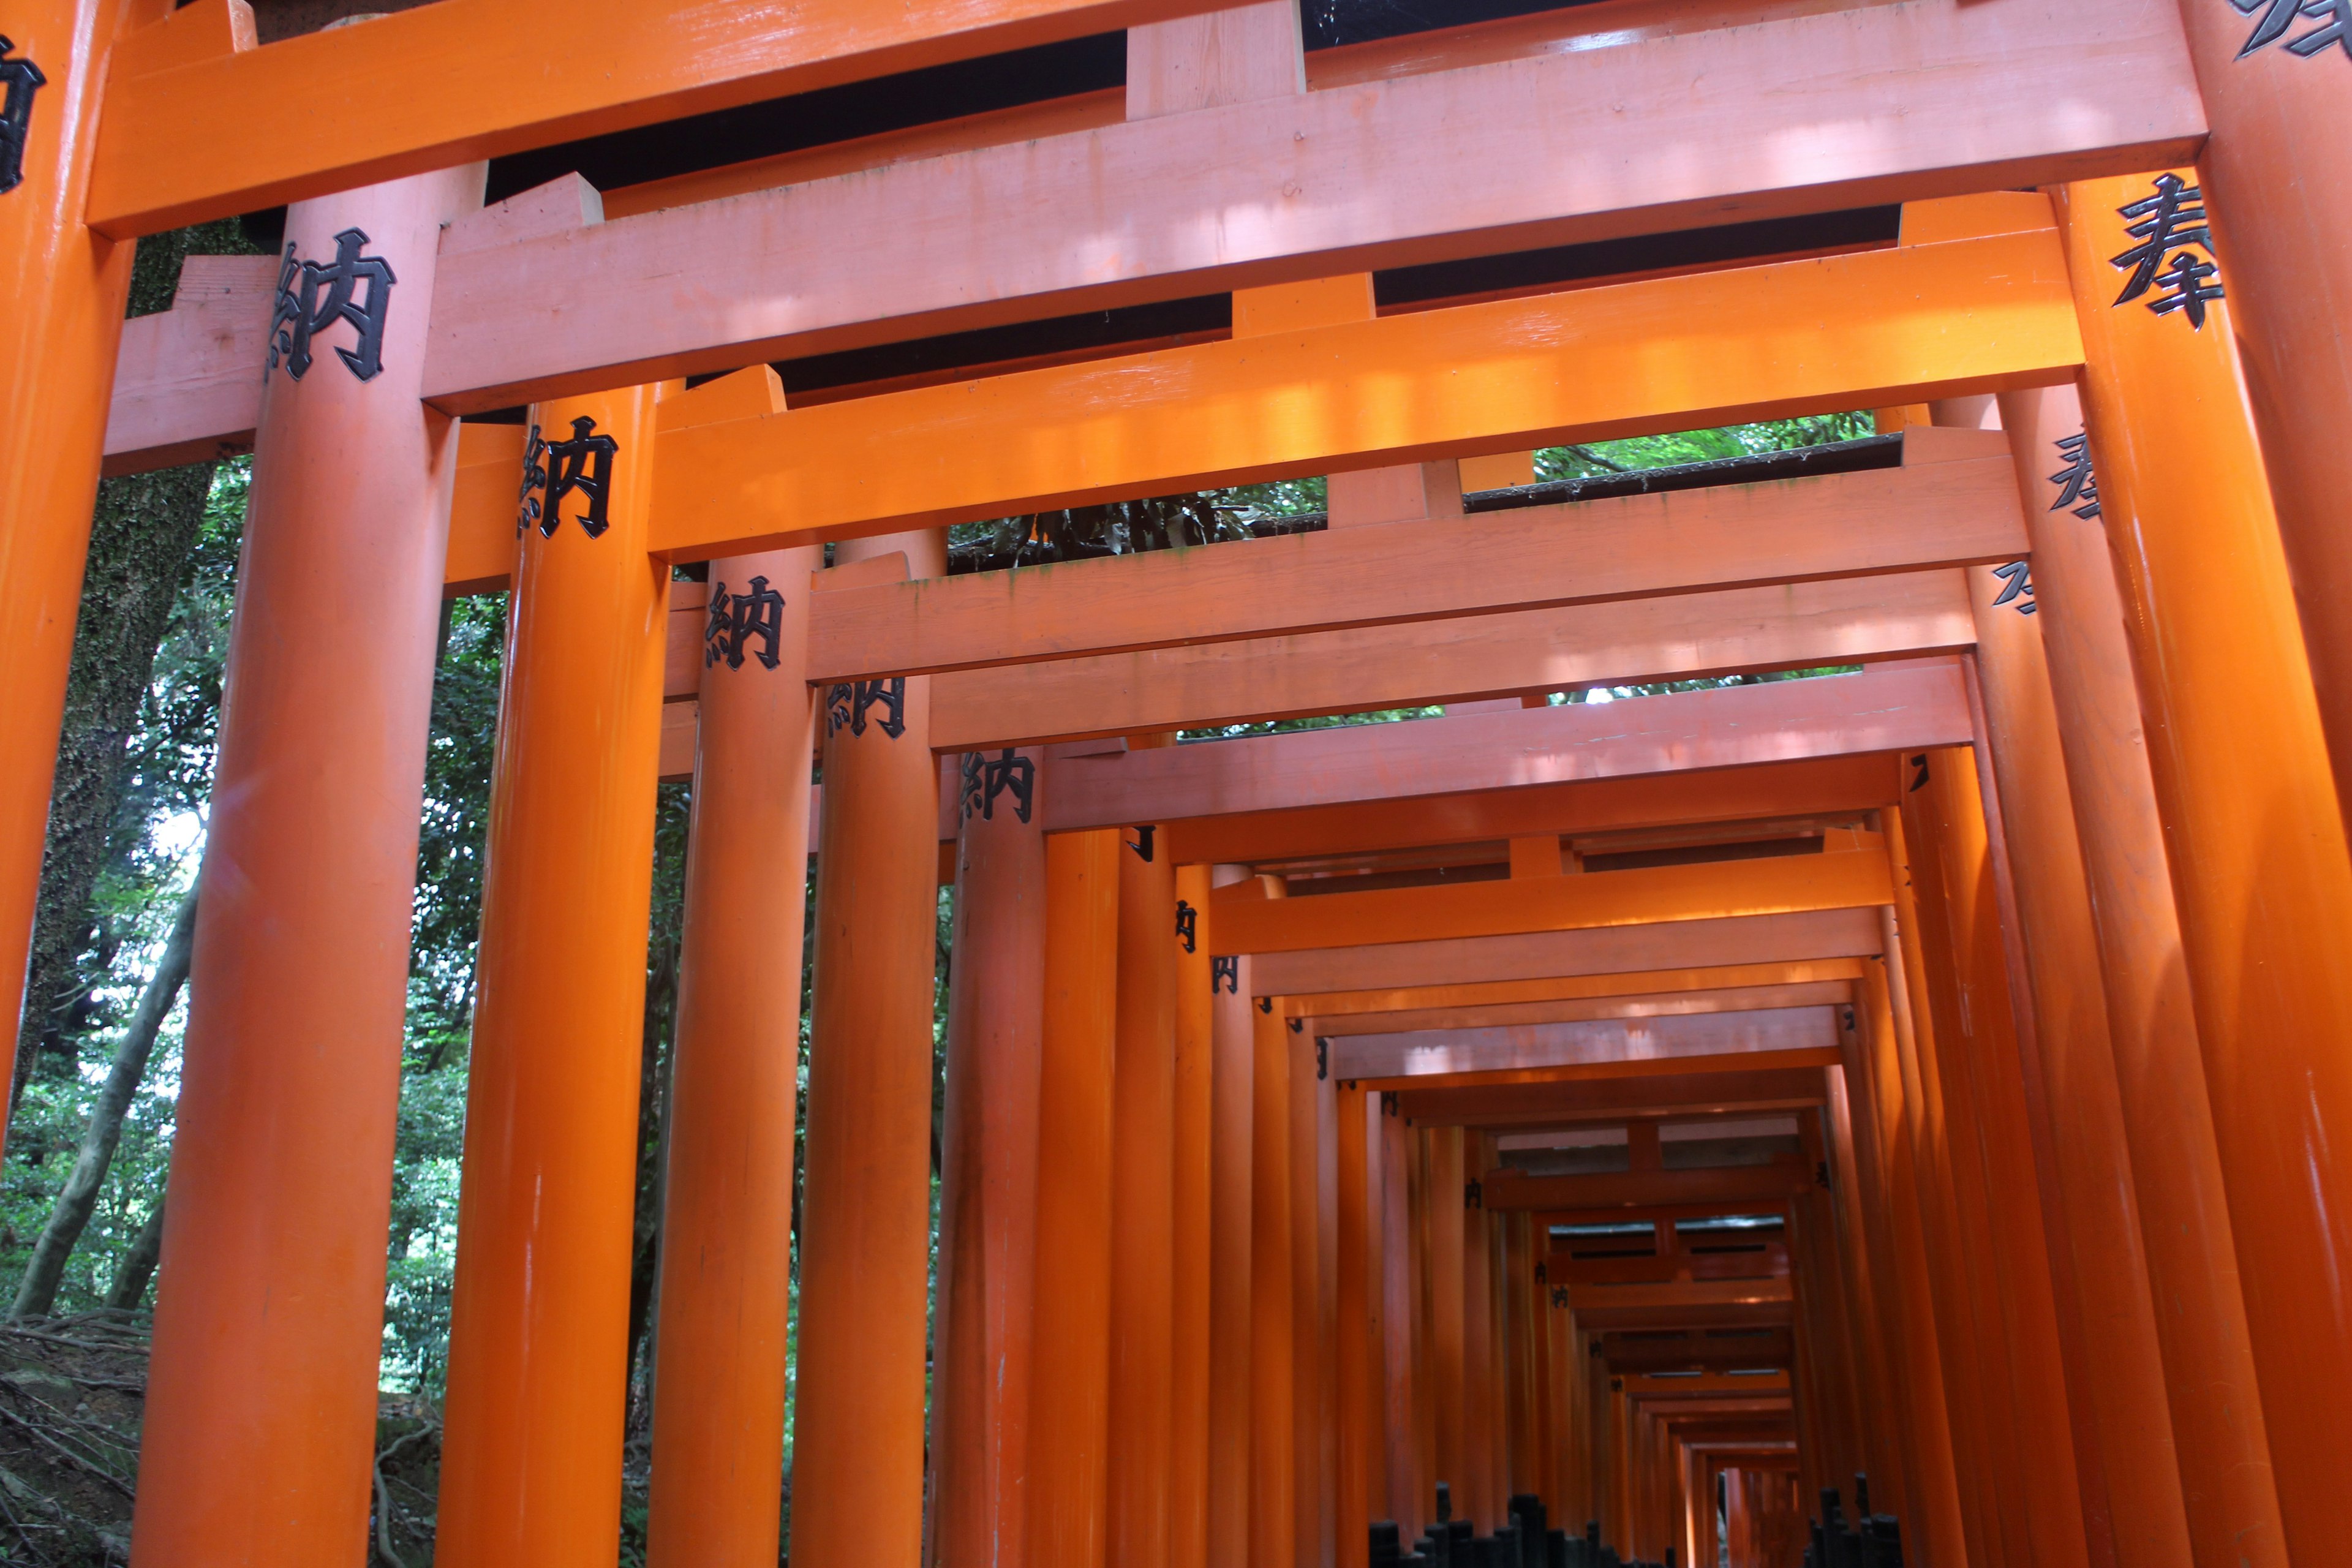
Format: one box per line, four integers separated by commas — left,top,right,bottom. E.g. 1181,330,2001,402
12,886,197,1318
105,1194,166,1312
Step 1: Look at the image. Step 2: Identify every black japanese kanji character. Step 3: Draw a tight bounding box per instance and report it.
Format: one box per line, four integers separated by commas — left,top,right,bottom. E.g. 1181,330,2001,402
1127,824,1155,862
1551,1286,1570,1310
1909,753,1931,793
1175,900,1198,954
536,416,619,538
1989,560,2038,616
516,424,549,537
1315,1037,1329,1080
1464,1179,1483,1210
959,748,1034,822
267,228,396,382
827,679,907,740
1211,956,1239,994
2112,175,2225,329
0,37,44,197
705,575,786,671
2231,0,2352,61
2049,431,2101,521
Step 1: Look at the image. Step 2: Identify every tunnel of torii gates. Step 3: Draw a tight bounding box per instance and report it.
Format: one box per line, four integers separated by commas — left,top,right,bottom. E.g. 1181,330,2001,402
5,0,2352,1566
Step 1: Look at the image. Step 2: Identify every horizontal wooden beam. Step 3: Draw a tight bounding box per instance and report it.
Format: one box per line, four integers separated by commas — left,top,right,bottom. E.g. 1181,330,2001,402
1392,1067,1830,1128
1503,1167,1811,1213
1160,753,1905,865
803,439,2022,679
1311,981,1852,1036
1331,1006,1838,1080
929,571,1976,750
1291,960,1866,1021
1602,1335,1796,1375
426,0,2185,410
87,0,1219,236
1253,907,1883,996
1050,660,1969,834
1368,1046,1842,1095
1215,847,1891,955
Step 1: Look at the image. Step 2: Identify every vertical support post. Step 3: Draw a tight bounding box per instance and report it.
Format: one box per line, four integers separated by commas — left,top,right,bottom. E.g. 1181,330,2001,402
1997,380,2285,1568
1110,813,1178,1568
1427,1127,1468,1514
1169,864,1218,1568
1250,993,1298,1568
1292,992,1336,1567
647,528,820,1567
791,529,948,1568
1205,869,1257,1566
134,166,480,1567
1379,1095,1420,1539
933,740,1049,1568
1460,1136,1499,1528
2052,176,2352,1565
436,382,669,1567
0,0,155,1099
1336,1079,1376,1563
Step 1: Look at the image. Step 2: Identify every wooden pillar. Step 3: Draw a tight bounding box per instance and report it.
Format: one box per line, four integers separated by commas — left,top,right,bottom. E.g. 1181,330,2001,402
1821,1055,1911,1524
132,167,478,1567
1427,1127,1468,1514
933,743,1050,1568
2052,176,2352,1566
2154,19,2352,834
1251,993,1298,1568
1939,404,2195,1568
1110,815,1178,1568
1994,380,2285,1568
1460,1138,1499,1531
0,0,153,1099
1501,1213,1536,1501
790,529,948,1568
1336,1081,1376,1568
1029,827,1121,1568
647,523,819,1567
1379,1095,1420,1539
1169,863,1217,1568
1205,871,1257,1565
435,382,668,1567
1293,997,1335,1568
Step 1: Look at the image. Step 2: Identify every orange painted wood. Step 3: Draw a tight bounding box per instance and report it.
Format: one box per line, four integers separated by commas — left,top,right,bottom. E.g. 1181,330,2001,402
1332,1008,1839,1082
791,532,946,1568
807,458,2020,682
646,547,816,1568
1127,0,1301,119
1167,865,1216,1568
1563,1278,1794,1333
651,238,2077,556
1204,878,1259,1567
414,0,2185,411
101,253,275,475
1999,381,2285,1568
1289,960,1866,1022
1293,981,1336,1562
1311,982,1853,1036
88,0,1220,235
1047,666,1958,830
132,168,473,1568
1249,1000,1298,1568
1374,1047,1843,1099
929,573,1975,751
1028,830,1121,1568
1336,1084,1376,1567
434,383,666,1568
1461,1155,1501,1528
441,422,527,594
1378,1103,1419,1534
1427,1129,1469,1525
933,747,1049,1568
1212,848,1891,956
2055,177,2352,1567
1252,908,1882,997
1395,1067,1826,1131
1161,753,1906,867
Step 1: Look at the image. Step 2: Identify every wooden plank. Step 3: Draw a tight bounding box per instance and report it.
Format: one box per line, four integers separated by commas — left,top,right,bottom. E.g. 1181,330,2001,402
804,454,2023,680
414,0,2188,410
88,0,1222,235
1251,907,1883,996
1213,848,1891,956
1391,1068,1831,1128
101,255,277,475
1502,1166,1812,1213
1161,753,1904,865
1365,1046,1843,1094
1566,1276,1794,1330
650,235,2078,556
1289,961,1866,1021
1330,1008,1838,1081
1050,663,1967,833
445,424,528,595
1311,982,1853,1037
928,571,1977,751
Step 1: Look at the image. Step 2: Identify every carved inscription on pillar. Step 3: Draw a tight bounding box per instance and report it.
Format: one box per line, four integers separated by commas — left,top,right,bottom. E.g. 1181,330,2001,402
1126,824,1156,862
1175,900,1197,953
1210,955,1238,994
267,228,396,381
0,38,43,195
2230,0,2351,62
2048,431,2102,520
1908,753,1931,793
704,576,786,671
957,748,1034,823
2111,173,2226,330
1989,560,2038,616
826,679,906,740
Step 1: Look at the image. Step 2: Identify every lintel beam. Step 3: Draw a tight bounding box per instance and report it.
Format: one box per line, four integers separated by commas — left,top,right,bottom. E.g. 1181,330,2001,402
1310,980,1853,1036
1389,1067,1829,1128
1332,1006,1838,1081
1289,960,1868,1022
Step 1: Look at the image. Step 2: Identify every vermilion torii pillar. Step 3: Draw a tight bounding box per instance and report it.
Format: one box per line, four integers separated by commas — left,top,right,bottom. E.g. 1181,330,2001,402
1168,861,1218,1568
132,165,480,1568
0,0,157,1123
645,536,820,1568
795,529,947,1568
935,744,1049,1568
1996,380,2285,1568
436,381,669,1568
2053,173,2352,1568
